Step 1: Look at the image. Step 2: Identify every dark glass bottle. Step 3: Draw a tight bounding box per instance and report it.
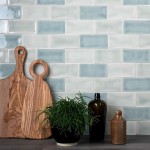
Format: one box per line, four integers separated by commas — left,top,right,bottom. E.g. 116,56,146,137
88,93,107,141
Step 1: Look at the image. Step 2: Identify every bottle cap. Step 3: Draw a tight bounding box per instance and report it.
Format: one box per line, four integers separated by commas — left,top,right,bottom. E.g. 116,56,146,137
116,110,122,115
94,93,100,99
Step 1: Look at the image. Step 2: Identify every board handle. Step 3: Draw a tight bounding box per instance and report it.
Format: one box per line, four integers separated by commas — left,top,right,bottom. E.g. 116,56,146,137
15,46,27,63
29,60,49,78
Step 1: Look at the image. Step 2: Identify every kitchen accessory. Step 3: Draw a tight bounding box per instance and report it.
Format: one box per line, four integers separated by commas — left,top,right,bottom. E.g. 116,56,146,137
21,60,52,139
88,93,107,141
111,110,126,145
0,46,31,138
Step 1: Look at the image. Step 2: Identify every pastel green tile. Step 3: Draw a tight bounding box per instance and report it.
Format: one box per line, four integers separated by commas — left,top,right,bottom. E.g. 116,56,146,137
0,35,21,48
80,64,107,77
38,21,65,34
95,0,122,5
136,93,150,106
124,78,150,91
9,21,35,33
0,21,7,33
124,0,150,5
80,35,108,48
139,35,150,48
37,0,65,5
8,0,35,4
137,122,150,135
124,107,150,121
95,78,122,92
9,49,36,63
107,92,136,106
137,64,150,77
0,6,21,19
37,49,65,63
124,20,150,34
0,64,15,78
80,6,107,20
46,78,65,92
0,49,8,63
127,121,136,135
138,6,150,19
123,49,150,63
95,49,123,63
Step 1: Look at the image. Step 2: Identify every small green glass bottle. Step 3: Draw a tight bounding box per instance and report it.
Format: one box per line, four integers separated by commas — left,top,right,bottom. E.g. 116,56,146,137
88,93,107,141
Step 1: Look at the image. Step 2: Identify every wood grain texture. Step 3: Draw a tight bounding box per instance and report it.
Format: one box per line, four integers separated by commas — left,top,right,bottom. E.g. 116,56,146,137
0,46,31,138
21,60,53,139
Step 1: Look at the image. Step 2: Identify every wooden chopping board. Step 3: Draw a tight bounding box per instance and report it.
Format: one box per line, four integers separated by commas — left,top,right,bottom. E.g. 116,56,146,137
0,46,31,138
21,60,53,139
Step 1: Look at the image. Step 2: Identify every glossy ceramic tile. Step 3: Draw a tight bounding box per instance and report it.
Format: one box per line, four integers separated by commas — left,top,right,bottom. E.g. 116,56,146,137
0,49,8,63
0,35,21,48
124,107,150,121
80,64,107,77
37,0,65,5
95,0,122,5
50,64,78,77
8,21,35,33
124,0,150,5
123,49,150,63
80,35,108,48
8,0,35,4
46,78,65,92
80,6,107,20
38,21,65,34
107,92,136,106
124,20,150,34
138,6,150,19
137,64,150,77
0,21,7,33
0,64,15,78
95,49,123,63
108,64,135,77
65,49,94,63
0,6,21,19
123,78,150,91
94,78,122,92
37,49,65,63
51,6,79,19
136,93,150,106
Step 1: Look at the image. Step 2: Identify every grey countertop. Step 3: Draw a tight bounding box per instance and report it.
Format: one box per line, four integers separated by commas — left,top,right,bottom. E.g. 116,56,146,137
0,136,149,150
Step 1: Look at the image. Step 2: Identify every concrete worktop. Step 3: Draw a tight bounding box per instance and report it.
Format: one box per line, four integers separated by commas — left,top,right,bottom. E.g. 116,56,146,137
0,135,149,150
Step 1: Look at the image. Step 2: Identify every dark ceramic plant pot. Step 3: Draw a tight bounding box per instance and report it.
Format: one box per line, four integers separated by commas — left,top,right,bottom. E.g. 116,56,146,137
51,127,81,146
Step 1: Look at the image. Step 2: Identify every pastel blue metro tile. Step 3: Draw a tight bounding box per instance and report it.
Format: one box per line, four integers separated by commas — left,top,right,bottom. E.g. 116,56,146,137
80,35,108,48
123,78,150,91
123,49,150,63
124,21,150,34
80,6,107,20
0,64,15,78
0,35,21,48
37,49,65,63
37,0,65,5
124,0,150,5
38,21,65,34
124,107,150,121
0,6,21,19
80,64,107,77
45,78,65,92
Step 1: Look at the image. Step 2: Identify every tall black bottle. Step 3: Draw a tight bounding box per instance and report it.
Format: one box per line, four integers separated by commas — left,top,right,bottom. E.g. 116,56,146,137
88,93,107,141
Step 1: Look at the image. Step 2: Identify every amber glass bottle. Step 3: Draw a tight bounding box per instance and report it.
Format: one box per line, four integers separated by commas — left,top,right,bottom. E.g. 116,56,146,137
88,93,107,141
111,110,126,145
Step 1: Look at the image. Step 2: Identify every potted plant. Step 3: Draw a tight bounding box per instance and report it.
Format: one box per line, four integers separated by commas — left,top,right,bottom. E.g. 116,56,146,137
42,93,97,146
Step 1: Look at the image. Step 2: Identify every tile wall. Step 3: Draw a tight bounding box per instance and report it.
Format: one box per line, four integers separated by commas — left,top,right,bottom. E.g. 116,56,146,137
0,0,150,135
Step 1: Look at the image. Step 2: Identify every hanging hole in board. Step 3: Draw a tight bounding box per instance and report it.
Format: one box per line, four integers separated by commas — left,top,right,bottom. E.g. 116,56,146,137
18,50,23,55
33,63,44,76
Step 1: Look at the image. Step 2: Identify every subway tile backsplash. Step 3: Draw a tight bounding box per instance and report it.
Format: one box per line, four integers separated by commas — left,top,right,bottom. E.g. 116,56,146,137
1,0,150,135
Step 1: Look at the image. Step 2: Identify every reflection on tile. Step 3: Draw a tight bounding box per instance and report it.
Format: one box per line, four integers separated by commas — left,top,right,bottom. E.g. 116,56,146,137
0,21,7,33
0,6,21,19
0,35,21,48
0,49,8,63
